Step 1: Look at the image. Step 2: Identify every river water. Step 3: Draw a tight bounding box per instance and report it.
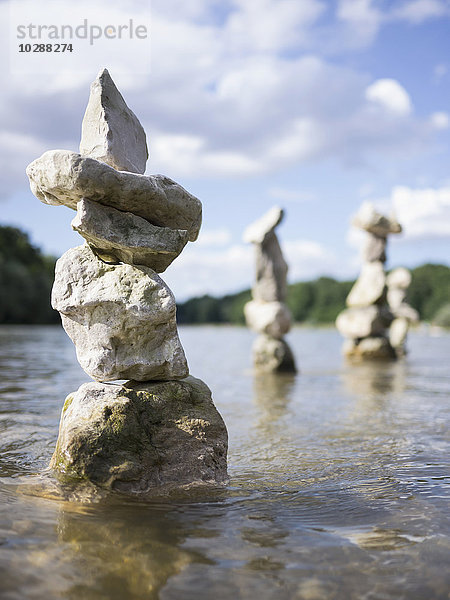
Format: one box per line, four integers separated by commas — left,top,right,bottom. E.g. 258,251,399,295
0,325,449,599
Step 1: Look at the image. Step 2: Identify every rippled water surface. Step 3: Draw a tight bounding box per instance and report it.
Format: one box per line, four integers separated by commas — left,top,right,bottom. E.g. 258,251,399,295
0,325,449,599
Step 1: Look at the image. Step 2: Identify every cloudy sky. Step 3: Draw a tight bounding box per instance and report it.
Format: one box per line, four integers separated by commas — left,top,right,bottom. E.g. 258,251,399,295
1,0,450,300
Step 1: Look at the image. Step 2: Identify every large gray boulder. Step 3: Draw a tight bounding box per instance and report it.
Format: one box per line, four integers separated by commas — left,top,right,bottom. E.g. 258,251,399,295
50,376,228,493
72,199,189,272
26,150,202,241
79,68,148,174
52,244,188,382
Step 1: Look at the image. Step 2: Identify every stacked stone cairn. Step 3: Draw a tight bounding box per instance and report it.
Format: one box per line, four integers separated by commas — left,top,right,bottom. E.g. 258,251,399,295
243,206,297,373
387,267,419,356
336,202,404,360
26,69,228,494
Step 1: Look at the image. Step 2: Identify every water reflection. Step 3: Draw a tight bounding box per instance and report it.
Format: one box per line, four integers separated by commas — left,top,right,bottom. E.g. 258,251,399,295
341,360,407,401
252,373,296,424
56,502,209,600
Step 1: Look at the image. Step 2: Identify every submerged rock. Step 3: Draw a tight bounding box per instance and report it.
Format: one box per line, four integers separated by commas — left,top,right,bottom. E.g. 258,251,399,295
26,150,202,241
72,198,189,272
79,68,148,174
252,334,297,373
52,244,188,382
50,376,228,493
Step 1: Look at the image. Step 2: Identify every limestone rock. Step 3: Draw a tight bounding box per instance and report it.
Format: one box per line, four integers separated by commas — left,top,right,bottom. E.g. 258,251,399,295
80,68,148,174
253,232,288,302
387,288,407,312
389,317,409,350
363,234,387,263
386,267,411,289
252,334,297,373
346,261,386,308
51,244,188,382
353,202,402,237
72,199,189,272
26,150,202,241
343,336,396,360
336,305,393,339
244,300,291,339
50,376,228,493
393,303,419,322
243,206,283,244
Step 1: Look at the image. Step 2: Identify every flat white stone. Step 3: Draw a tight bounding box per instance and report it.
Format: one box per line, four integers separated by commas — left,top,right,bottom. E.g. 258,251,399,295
244,300,291,339
386,267,412,289
51,244,188,382
346,261,386,308
26,150,202,241
389,317,409,349
352,202,402,237
72,199,189,272
336,306,392,339
80,68,148,174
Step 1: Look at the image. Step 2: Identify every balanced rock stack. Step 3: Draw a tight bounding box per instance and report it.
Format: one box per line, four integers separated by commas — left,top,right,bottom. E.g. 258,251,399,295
387,267,419,356
243,207,297,373
26,69,228,494
336,203,402,360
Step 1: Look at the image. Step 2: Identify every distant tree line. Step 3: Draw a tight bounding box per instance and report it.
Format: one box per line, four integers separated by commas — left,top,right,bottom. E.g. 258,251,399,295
0,225,449,326
0,226,59,324
177,266,450,327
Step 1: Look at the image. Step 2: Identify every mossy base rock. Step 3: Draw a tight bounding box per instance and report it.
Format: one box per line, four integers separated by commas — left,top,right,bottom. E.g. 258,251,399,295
252,334,297,373
50,376,228,494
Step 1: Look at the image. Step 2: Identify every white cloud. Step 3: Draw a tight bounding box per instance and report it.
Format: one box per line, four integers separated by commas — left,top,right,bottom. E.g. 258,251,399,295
336,0,383,46
268,187,316,203
430,111,450,130
0,0,447,199
365,79,413,115
283,239,343,280
0,131,47,199
392,0,449,23
196,228,233,247
391,185,450,239
162,243,253,300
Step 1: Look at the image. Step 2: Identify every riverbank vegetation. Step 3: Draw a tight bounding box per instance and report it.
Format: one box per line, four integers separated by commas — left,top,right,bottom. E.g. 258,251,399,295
1,225,449,326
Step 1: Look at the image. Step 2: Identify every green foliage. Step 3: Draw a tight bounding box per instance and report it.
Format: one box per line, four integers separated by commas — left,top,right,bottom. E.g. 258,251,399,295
407,264,450,322
287,277,353,324
1,224,448,327
0,226,58,324
178,264,450,325
433,303,450,328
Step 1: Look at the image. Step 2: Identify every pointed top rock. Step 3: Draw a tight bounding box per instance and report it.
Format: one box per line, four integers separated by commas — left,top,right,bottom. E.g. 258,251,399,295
79,68,148,174
243,206,284,244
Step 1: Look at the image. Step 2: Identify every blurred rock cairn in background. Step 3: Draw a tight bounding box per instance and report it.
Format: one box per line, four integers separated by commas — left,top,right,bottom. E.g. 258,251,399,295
336,203,418,360
243,206,297,373
26,69,228,495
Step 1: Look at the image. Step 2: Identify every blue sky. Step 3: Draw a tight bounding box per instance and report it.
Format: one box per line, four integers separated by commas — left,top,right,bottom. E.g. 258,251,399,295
1,0,450,300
